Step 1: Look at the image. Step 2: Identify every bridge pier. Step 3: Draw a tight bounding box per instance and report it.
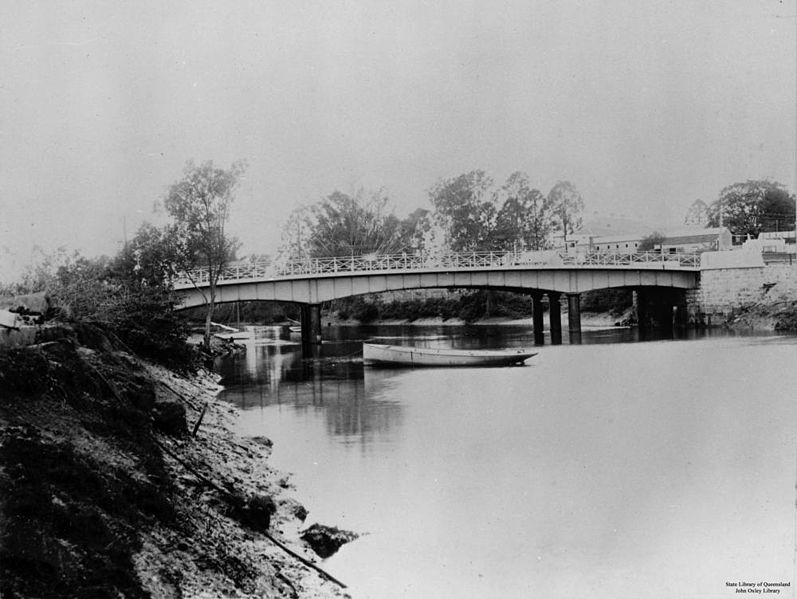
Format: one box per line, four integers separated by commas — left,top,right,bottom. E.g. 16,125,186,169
174,253,700,343
634,289,648,328
548,292,562,345
636,288,686,330
674,294,689,328
300,303,323,350
531,293,545,345
567,293,582,344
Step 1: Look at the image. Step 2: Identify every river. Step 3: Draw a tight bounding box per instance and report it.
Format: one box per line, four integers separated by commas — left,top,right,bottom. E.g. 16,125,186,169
216,325,797,599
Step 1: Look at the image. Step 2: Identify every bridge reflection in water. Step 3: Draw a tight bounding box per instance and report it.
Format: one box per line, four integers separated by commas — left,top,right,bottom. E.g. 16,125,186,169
215,327,406,443
214,324,715,443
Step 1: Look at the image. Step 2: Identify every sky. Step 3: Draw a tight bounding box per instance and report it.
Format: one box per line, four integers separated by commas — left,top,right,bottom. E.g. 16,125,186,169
1,0,795,280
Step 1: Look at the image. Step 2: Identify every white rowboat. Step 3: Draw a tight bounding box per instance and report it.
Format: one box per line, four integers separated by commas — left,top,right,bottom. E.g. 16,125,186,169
214,331,255,341
363,343,537,368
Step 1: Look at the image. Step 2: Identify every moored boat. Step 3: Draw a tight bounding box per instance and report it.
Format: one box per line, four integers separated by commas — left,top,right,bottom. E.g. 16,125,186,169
363,343,536,368
213,330,255,341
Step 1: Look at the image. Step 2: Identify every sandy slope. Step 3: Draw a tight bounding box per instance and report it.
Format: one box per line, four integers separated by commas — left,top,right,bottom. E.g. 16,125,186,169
0,329,349,599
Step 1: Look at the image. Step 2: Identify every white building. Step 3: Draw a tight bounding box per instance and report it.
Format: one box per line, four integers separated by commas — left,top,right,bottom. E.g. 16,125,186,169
567,226,732,254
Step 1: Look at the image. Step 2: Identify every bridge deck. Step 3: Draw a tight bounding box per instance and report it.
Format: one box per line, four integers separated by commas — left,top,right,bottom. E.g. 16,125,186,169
174,250,700,290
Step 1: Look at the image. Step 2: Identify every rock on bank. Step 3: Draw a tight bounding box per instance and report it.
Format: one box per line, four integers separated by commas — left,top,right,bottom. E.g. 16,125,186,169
0,325,348,599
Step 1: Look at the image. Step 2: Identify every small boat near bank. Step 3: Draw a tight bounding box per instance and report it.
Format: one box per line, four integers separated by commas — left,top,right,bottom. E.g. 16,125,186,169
210,322,256,341
214,330,255,341
363,343,537,368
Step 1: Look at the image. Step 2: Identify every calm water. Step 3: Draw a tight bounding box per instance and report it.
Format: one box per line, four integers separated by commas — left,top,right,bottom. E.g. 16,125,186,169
216,325,797,599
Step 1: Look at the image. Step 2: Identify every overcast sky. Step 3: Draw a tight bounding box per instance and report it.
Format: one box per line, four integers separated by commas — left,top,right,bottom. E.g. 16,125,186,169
1,0,794,279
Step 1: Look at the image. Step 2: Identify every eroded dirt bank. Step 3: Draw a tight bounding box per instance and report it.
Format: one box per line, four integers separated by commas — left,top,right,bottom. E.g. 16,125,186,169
0,325,351,599
724,277,797,332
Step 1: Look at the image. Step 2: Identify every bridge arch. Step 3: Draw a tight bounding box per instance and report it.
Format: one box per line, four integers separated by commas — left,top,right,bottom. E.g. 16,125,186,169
174,256,699,346
175,267,697,310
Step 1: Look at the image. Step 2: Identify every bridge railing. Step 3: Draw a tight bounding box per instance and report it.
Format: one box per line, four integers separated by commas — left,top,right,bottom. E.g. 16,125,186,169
174,250,700,288
563,251,701,268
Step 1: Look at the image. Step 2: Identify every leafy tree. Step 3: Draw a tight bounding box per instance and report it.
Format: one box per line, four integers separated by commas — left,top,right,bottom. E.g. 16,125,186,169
296,189,406,258
683,199,709,226
637,231,666,252
1,246,79,296
547,180,584,245
7,243,194,370
114,222,188,288
759,185,796,232
429,170,496,251
52,255,118,318
163,160,245,349
707,179,796,238
396,208,431,253
52,253,190,367
278,205,313,261
493,172,553,251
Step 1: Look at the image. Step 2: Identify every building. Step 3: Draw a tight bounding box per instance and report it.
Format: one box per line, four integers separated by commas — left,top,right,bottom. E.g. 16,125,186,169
657,227,732,253
758,229,796,248
558,215,654,254
569,226,732,254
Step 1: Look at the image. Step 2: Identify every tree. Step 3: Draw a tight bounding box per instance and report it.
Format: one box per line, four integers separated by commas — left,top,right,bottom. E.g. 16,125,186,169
396,208,431,253
278,205,313,262
683,199,709,227
547,181,584,245
429,170,496,252
637,231,666,252
1,245,79,296
114,222,188,288
707,179,796,238
493,172,554,251
759,185,796,233
163,160,245,349
297,189,406,258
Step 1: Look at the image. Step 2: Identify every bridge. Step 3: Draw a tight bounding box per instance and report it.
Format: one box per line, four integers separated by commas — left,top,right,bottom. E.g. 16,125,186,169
174,250,700,345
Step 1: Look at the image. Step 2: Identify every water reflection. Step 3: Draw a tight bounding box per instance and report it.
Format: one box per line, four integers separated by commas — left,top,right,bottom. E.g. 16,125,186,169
214,324,797,599
216,326,406,440
215,324,781,442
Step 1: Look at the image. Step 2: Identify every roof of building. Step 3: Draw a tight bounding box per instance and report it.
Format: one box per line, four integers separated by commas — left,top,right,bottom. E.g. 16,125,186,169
661,226,728,238
588,233,647,244
576,225,729,246
576,215,655,238
661,233,721,245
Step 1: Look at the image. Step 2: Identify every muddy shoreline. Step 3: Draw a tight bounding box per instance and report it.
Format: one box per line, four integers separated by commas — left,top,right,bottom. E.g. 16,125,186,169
0,327,352,599
138,363,352,598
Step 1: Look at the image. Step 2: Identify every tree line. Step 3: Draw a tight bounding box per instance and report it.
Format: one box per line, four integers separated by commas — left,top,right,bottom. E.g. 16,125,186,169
4,159,794,349
683,179,795,239
278,171,585,259
2,160,245,355
282,175,795,262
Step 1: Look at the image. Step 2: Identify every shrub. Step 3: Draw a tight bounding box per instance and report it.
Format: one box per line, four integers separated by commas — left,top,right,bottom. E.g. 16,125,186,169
581,289,633,315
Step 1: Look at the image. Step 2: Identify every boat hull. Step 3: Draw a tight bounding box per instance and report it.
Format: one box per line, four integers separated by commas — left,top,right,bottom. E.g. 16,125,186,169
363,343,536,368
214,332,254,341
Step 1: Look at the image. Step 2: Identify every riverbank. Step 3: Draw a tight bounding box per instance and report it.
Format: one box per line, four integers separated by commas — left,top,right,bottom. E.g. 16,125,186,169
321,310,629,330
724,277,797,332
0,325,350,598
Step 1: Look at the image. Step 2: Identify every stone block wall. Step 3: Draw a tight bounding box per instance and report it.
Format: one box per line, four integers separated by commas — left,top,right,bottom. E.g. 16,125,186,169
693,264,797,322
